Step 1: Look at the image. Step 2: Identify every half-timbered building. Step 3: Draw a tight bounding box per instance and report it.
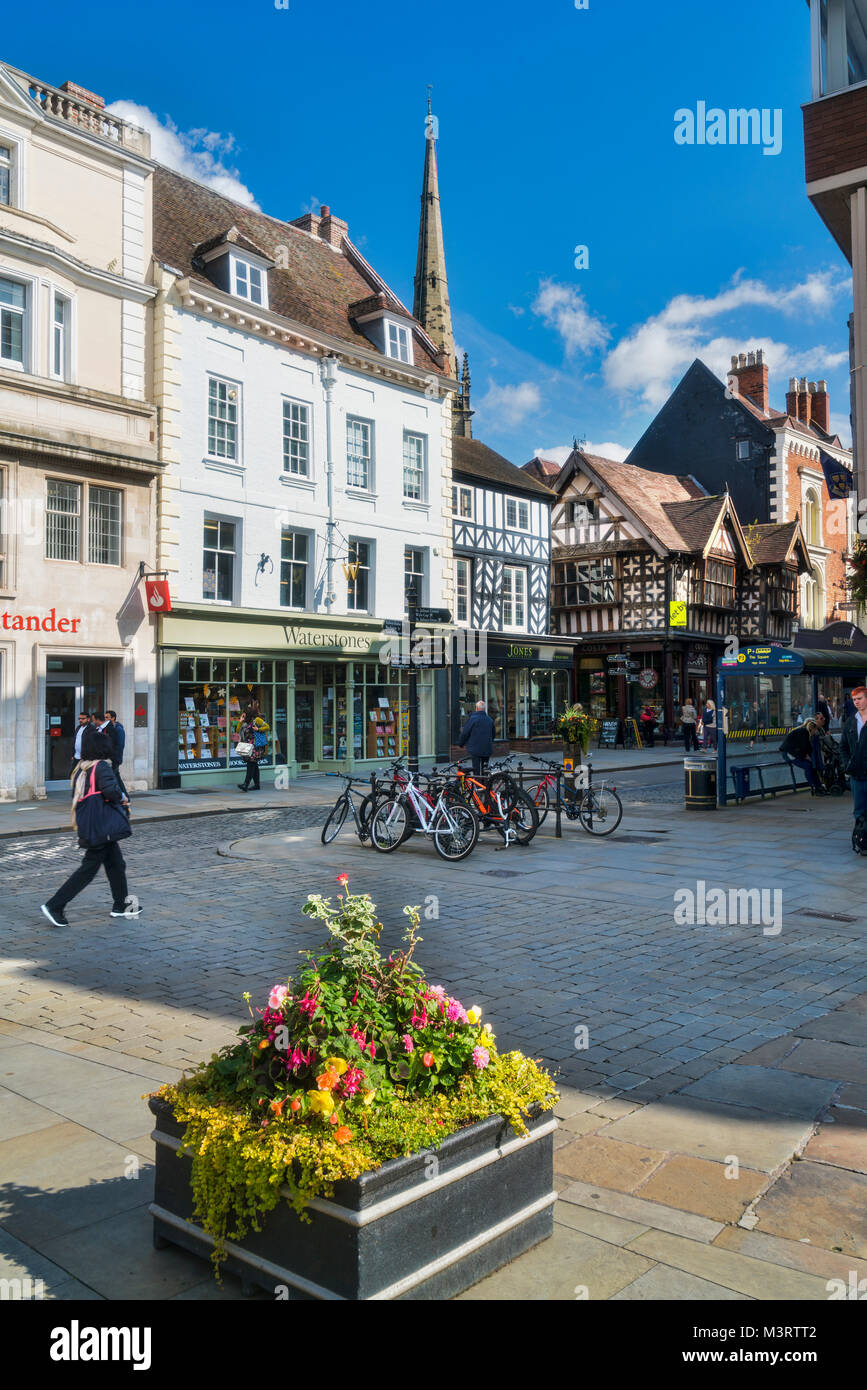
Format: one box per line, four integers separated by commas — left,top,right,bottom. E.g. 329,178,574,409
546,449,810,729
449,435,574,747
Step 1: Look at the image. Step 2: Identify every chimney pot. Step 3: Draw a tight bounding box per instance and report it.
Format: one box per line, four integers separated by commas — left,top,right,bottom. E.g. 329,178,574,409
808,380,817,393
320,205,330,217
818,378,828,392
810,378,830,432
789,377,798,391
799,377,808,392
731,355,739,370
747,350,755,366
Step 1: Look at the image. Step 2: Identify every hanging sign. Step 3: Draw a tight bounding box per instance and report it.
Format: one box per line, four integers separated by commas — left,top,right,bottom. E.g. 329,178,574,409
669,600,687,627
639,667,658,689
145,579,172,613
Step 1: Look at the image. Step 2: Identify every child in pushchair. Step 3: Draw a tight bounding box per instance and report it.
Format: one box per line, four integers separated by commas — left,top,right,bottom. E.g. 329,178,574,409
818,730,848,796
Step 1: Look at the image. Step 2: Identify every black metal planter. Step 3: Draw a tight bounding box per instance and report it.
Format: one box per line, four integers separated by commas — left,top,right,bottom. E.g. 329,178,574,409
148,1096,556,1300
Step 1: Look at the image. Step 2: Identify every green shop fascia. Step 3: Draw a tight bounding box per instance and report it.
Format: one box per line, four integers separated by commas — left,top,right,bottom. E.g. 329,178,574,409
156,606,443,787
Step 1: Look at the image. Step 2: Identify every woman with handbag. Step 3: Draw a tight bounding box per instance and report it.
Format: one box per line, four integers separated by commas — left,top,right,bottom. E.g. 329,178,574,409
41,729,140,927
237,701,270,791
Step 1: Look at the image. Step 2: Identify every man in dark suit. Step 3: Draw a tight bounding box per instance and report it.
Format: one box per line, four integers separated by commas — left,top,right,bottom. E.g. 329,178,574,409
841,686,867,827
103,709,127,798
458,699,496,776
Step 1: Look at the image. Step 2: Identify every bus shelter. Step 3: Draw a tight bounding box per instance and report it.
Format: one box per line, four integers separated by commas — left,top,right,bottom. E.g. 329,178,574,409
715,646,805,806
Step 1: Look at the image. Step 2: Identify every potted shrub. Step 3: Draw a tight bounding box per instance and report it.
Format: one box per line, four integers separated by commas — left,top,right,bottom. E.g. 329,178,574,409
557,702,592,762
148,878,558,1300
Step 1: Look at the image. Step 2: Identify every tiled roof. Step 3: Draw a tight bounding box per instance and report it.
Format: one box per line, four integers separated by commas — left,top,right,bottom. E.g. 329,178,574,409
522,456,563,484
661,495,728,551
736,393,842,447
153,165,445,371
453,437,556,497
193,226,273,263
578,453,701,550
743,521,804,566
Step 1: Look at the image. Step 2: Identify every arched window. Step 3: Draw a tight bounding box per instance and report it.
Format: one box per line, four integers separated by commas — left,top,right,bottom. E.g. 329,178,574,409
804,488,820,547
802,567,825,629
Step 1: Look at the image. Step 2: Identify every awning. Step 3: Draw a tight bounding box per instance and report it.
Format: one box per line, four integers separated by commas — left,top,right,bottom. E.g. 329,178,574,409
791,646,867,673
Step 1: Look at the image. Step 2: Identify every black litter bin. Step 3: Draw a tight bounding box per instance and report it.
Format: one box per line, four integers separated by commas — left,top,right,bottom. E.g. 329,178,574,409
684,756,717,810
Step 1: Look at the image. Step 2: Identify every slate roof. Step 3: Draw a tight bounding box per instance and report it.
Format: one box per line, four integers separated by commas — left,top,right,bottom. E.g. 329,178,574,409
453,437,556,498
153,165,445,372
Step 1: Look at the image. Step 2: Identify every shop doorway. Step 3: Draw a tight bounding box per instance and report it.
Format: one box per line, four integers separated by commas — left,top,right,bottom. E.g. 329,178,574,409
295,688,316,765
45,680,81,786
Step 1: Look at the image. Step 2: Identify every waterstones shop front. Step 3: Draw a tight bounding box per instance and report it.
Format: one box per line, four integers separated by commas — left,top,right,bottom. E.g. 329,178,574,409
156,608,441,787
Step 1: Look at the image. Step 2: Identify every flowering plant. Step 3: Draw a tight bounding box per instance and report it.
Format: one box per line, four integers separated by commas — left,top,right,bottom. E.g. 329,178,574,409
557,702,592,752
155,879,557,1272
848,539,867,606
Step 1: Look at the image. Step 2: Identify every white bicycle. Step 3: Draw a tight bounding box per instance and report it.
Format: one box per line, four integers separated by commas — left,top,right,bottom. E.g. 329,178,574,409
370,769,480,862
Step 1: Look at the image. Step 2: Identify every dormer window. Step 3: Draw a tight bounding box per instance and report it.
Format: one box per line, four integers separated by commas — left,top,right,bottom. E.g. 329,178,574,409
387,322,410,363
232,255,266,306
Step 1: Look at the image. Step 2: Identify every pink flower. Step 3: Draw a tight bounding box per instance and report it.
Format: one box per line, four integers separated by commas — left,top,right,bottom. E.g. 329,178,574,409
298,990,318,1019
402,1034,414,1053
368,1041,377,1059
337,873,349,885
268,985,289,1011
446,999,462,1023
428,985,446,1002
411,1006,428,1028
340,1066,365,1097
472,1046,490,1070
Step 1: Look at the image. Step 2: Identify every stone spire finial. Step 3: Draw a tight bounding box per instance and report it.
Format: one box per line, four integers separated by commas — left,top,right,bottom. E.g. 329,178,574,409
413,92,455,368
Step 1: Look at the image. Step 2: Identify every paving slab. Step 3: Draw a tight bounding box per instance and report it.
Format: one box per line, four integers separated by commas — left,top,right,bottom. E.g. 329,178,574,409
779,1040,867,1085
37,1204,219,1301
793,1011,867,1047
752,1161,867,1258
599,1095,813,1173
554,1201,650,1247
625,1229,832,1300
0,1088,65,1141
553,1135,668,1192
558,1180,723,1243
679,1064,839,1120
733,1036,800,1067
612,1265,751,1300
635,1155,768,1224
801,1107,867,1174
26,1075,159,1145
838,1083,867,1112
713,1226,867,1283
456,1225,654,1301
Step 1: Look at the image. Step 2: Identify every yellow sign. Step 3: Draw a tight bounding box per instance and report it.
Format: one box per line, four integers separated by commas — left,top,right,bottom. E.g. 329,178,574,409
669,600,687,627
342,561,360,582
563,756,574,773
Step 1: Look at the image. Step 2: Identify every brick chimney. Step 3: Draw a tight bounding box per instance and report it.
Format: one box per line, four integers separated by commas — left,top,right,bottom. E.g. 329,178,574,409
60,80,105,109
811,379,830,433
291,211,321,237
729,349,769,413
318,205,348,249
797,377,812,428
786,377,798,417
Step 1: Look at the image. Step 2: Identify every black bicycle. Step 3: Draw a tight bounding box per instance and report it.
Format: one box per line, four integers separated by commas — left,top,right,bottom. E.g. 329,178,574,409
321,774,379,845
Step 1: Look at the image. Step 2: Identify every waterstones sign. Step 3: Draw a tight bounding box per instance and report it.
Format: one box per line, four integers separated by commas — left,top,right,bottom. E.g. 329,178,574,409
283,626,373,652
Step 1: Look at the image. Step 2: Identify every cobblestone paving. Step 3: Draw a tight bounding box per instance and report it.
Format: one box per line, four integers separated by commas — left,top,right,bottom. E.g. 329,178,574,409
1,798,865,1099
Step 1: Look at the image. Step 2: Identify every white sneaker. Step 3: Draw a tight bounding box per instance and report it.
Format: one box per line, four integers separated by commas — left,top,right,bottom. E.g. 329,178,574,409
111,898,142,918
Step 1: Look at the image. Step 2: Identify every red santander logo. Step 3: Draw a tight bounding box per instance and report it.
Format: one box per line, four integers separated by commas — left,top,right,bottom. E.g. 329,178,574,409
145,579,172,613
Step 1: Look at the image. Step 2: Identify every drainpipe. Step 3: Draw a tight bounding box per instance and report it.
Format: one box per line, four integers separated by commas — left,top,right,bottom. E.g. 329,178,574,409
319,355,340,613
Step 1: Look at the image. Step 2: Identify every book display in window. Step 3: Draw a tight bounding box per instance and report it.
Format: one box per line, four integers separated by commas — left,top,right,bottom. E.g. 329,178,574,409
367,704,396,758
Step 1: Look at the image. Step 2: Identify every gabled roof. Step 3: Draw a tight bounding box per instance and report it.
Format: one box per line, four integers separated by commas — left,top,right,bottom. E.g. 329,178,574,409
453,437,555,498
153,165,446,372
522,456,563,485
743,520,811,572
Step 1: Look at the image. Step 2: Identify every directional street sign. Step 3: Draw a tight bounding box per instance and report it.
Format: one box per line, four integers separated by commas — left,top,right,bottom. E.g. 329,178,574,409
413,606,452,624
382,618,405,634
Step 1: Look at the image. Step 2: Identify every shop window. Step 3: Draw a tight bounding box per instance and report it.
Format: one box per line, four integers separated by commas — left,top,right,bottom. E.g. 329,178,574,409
195,658,211,681
179,658,195,682
260,660,273,681
244,660,260,681
212,659,227,680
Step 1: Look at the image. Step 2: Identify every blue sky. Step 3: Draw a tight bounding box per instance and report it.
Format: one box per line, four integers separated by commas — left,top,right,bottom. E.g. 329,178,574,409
4,0,853,463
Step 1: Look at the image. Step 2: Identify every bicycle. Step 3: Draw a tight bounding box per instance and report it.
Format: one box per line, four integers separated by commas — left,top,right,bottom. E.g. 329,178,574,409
320,774,379,845
369,767,480,861
445,759,539,845
517,755,623,836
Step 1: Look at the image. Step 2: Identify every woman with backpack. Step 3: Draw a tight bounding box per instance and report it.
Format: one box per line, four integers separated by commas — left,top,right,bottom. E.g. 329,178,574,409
40,729,140,927
237,701,270,791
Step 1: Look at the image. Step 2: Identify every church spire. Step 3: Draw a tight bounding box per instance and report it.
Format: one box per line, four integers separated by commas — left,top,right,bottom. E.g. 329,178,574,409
413,89,455,369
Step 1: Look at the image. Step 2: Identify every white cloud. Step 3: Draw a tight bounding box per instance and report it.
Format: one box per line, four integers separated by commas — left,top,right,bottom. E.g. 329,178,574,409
534,444,573,465
107,101,259,208
585,440,631,462
531,279,610,357
602,271,851,409
476,379,542,429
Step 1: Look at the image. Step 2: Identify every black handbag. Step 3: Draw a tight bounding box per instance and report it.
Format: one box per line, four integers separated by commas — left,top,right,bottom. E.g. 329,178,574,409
75,765,132,847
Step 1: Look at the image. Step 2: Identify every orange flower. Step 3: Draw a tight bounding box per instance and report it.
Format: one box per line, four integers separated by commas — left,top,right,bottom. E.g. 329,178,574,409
316,1068,340,1091
258,1039,270,1051
289,1098,301,1112
270,1098,285,1116
334,1126,353,1145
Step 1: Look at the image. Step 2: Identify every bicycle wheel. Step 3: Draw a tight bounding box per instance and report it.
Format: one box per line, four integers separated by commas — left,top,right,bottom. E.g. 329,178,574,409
530,781,550,827
506,788,540,844
370,798,409,852
578,787,623,836
321,795,349,845
432,804,479,861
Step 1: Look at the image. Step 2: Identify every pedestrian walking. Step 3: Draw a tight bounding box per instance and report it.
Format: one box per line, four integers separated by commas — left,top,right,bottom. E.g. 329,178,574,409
680,698,698,752
816,691,832,729
237,701,270,791
40,729,140,927
841,686,867,838
702,698,717,750
843,691,856,723
104,709,128,799
458,698,495,776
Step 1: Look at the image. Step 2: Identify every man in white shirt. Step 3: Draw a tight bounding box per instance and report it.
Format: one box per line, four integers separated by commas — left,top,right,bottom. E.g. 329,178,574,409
71,711,89,777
